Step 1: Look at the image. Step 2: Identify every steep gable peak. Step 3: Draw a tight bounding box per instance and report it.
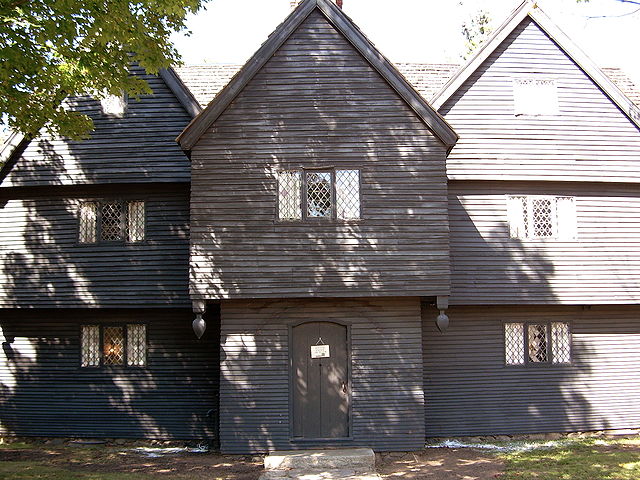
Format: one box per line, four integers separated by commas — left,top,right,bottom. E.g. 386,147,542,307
176,0,457,151
431,0,640,129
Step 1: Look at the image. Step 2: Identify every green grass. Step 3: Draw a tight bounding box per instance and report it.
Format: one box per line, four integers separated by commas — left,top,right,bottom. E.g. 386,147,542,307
0,461,153,480
499,438,640,480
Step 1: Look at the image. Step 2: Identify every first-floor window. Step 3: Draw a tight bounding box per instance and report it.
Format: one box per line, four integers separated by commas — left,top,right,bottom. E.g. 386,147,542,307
504,321,571,366
277,168,361,221
81,324,147,367
79,200,145,244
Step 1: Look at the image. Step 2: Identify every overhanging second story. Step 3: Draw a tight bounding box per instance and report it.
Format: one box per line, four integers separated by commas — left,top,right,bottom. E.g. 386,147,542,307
179,0,457,301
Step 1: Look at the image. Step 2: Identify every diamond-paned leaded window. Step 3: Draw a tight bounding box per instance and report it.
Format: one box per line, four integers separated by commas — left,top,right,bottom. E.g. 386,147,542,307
278,171,302,220
504,323,525,365
505,321,571,366
81,325,100,367
81,324,147,368
277,168,361,221
79,200,145,243
103,326,125,365
507,196,576,240
79,202,97,244
101,202,124,241
528,324,549,363
531,198,553,237
127,201,145,242
307,171,332,218
335,169,360,220
126,324,147,366
552,322,571,364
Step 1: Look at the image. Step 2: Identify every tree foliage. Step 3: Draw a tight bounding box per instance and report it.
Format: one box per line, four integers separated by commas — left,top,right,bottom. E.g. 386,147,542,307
0,0,205,139
461,9,493,60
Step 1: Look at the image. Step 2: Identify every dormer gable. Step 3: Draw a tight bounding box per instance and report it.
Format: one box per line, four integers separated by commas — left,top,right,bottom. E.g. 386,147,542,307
432,0,640,182
0,67,201,188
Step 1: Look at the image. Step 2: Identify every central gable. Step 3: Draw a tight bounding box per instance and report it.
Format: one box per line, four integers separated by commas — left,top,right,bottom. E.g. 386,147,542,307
187,2,452,300
178,0,456,150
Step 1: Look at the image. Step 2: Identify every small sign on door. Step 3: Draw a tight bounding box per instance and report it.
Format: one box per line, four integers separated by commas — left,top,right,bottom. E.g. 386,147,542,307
310,344,330,359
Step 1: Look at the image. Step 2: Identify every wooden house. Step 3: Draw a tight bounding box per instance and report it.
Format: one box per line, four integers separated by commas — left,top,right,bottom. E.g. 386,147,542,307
2,0,640,453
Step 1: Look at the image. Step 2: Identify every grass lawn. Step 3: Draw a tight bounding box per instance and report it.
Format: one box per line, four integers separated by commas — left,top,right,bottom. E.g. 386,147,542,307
1,436,639,480
0,441,262,480
499,437,640,480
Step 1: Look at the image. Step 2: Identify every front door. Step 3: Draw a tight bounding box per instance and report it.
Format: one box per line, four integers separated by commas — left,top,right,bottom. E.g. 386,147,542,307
291,321,349,439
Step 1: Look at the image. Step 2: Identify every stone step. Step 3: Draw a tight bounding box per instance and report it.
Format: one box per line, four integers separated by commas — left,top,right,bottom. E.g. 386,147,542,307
264,448,376,472
259,472,382,480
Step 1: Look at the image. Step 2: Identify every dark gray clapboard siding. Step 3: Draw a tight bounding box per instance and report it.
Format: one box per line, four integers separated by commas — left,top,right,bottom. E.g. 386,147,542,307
0,309,218,440
189,11,450,300
440,18,640,182
219,297,424,453
423,304,640,436
2,65,191,187
449,180,640,305
0,184,190,308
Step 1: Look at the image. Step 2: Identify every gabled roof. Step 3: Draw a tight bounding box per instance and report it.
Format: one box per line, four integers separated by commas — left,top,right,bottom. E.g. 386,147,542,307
0,66,201,184
176,0,458,151
431,0,640,130
175,62,640,110
158,67,202,118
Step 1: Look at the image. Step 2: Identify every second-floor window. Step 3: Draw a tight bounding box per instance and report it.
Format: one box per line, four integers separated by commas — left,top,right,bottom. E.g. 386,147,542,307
507,195,576,240
278,168,361,221
79,200,145,244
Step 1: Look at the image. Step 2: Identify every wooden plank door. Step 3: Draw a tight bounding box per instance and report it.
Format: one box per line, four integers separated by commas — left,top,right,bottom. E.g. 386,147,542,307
292,321,349,439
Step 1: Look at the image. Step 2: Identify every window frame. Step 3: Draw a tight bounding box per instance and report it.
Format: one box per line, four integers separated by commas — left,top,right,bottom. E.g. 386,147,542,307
77,198,147,245
503,320,572,367
512,77,559,117
276,167,362,223
79,323,148,369
507,195,576,241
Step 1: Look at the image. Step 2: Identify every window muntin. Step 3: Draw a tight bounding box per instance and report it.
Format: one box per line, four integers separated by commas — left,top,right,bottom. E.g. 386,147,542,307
127,201,145,242
101,202,124,241
78,203,97,244
81,324,147,368
79,200,145,244
278,171,302,220
504,321,571,366
306,171,332,218
507,196,575,240
335,169,360,220
81,325,100,367
528,324,548,363
277,168,360,221
513,78,558,116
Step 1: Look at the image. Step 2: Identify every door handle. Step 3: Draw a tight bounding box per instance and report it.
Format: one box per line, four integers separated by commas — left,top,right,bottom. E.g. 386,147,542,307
342,381,348,394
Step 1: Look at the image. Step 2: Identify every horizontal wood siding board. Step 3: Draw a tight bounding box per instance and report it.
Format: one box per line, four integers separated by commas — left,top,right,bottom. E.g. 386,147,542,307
448,180,640,304
189,11,450,300
423,304,640,436
0,308,219,440
441,18,640,182
2,65,191,188
219,297,424,453
0,184,190,308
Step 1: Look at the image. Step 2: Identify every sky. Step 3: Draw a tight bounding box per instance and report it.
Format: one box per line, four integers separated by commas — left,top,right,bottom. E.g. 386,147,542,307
171,0,640,84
